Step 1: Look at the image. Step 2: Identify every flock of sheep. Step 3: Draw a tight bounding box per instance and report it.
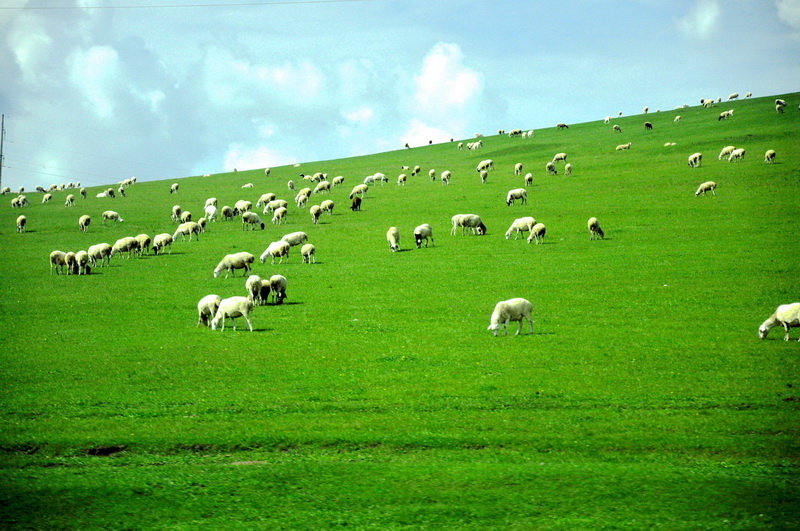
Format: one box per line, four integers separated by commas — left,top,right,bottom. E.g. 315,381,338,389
9,94,799,339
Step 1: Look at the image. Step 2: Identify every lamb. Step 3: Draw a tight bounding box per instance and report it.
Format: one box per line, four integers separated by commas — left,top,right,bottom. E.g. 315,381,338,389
197,294,223,327
242,212,266,230
616,142,632,151
758,303,800,341
480,170,489,183
152,233,173,255
764,149,776,164
413,224,434,248
695,181,717,196
213,251,255,278
269,274,288,304
170,183,179,194
552,153,567,163
171,205,182,222
78,214,91,232
295,191,309,208
220,206,234,221
546,162,557,175
210,296,254,332
728,148,746,162
612,124,622,133
514,162,523,175
564,163,573,176
718,146,735,160
487,298,534,336
205,197,218,208
102,210,124,223
301,243,316,263
350,196,362,211
320,199,335,215
173,221,201,241
16,215,27,233
587,217,605,240
233,200,253,215
50,251,67,274
180,211,192,223
271,207,288,225
386,226,400,252
42,193,52,204
349,184,369,199
687,152,703,168
204,204,217,222
87,243,112,265
135,234,151,255
260,240,291,264
505,217,536,240
451,214,486,235
506,188,528,206
245,275,266,304
310,204,322,224
256,193,276,208
64,194,75,207
527,223,546,244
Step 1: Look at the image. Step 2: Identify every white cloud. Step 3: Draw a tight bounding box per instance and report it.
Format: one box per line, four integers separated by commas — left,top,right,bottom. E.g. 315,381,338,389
400,119,452,148
677,0,721,39
223,144,295,172
342,106,375,125
413,42,483,115
776,0,800,33
7,14,52,84
69,45,122,119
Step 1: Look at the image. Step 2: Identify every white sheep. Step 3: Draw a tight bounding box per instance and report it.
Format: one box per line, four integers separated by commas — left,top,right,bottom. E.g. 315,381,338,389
256,193,276,208
245,275,266,305
11,195,28,208
220,206,234,221
564,163,573,176
171,205,182,222
74,250,90,275
476,159,493,172
260,240,291,264
264,168,271,176
451,214,486,235
386,226,400,252
480,170,489,184
242,212,265,230
674,115,682,123
281,231,308,246
587,217,605,240
412,165,421,176
287,180,295,191
295,192,309,208
745,92,752,98
487,298,534,336
301,243,316,263
173,221,201,241
718,146,735,160
616,142,632,151
552,153,567,163
242,183,254,189
42,193,52,204
414,224,434,248
527,223,546,244
50,250,67,275
310,204,322,224
180,211,192,223
514,162,523,175
758,303,800,341
80,188,87,199
313,181,331,194
728,93,739,100
170,183,179,194
0,187,9,195
269,274,288,304
688,152,703,168
428,169,436,180
111,237,139,259
506,188,527,206
213,251,255,278
204,204,218,222
152,233,173,255
233,199,252,215
332,175,345,187
504,217,536,240
695,181,717,196
320,199,335,215
764,149,776,164
64,251,79,274
106,188,116,199
728,148,746,162
135,234,151,255
205,197,218,209
87,243,112,265
612,124,622,133
64,194,75,207
210,296,254,332
272,207,288,225
522,173,533,186
16,215,27,233
440,170,451,185
78,214,91,232
102,210,124,223
546,162,557,175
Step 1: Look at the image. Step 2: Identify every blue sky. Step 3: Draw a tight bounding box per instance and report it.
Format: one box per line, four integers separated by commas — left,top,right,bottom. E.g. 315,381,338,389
1,0,799,189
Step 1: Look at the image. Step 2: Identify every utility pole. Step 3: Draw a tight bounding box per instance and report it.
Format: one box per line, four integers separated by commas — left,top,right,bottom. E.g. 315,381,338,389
0,114,4,192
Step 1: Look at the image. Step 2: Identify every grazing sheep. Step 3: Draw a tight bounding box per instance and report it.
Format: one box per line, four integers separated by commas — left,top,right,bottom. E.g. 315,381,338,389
42,193,52,204
78,214,91,232
180,211,192,223
242,183,254,189
480,170,489,183
643,106,649,114
50,251,68,275
428,168,436,180
587,217,605,240
106,188,116,198
524,173,533,186
718,146,735,160
413,224,434,248
301,243,316,263
310,204,322,224
135,234,151,255
220,206,234,221
80,188,87,199
213,251,255,279
287,180,295,191
256,193,276,208
386,226,400,252
758,303,800,341
552,153,567,163
564,163,573,176
487,298,534,336
173,221,201,241
514,162,523,175
674,116,682,123
74,250,90,275
457,142,464,150
557,123,569,129
320,199,335,215
313,181,331,194
0,187,9,195
271,207,288,225
295,191,309,208
616,142,632,151
527,223,546,244
351,196,362,211
102,210,124,223
728,148,746,162
764,149,776,164
170,183,179,194
451,214,486,235
505,217,536,240
269,274,288,304
16,215,27,233
242,212,266,230
204,204,217,222
349,184,369,199
508,129,523,137
745,92,752,98
775,99,786,106
543,162,556,176
506,188,528,206
11,195,29,208
476,159,494,173
87,243,112,266
644,122,653,130
171,205,182,222
695,181,717,196
205,197,218,209
332,175,345,187
64,194,75,207
687,152,703,168
247,275,271,306
728,93,739,100
440,170,451,185
117,186,126,198
260,240,291,264
210,296,254,332
152,233,173,255
412,165,421,176
776,103,785,113
234,200,253,215
612,124,622,133
397,173,407,186
111,237,139,259
64,251,79,274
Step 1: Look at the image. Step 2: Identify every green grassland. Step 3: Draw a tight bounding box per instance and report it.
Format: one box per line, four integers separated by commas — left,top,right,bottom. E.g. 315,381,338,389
1,93,798,528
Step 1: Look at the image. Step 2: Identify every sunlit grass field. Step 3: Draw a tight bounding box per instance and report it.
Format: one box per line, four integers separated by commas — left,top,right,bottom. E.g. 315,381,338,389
1,93,798,528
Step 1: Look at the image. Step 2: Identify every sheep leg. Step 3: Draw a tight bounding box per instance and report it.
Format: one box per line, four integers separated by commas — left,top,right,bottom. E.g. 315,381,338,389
526,317,534,334
244,315,253,332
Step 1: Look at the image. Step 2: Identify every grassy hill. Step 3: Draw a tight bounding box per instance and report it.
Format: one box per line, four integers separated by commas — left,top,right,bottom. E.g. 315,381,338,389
1,93,798,528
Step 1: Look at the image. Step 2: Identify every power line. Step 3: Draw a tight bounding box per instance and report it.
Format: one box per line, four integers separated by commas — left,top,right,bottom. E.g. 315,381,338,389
0,0,371,10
